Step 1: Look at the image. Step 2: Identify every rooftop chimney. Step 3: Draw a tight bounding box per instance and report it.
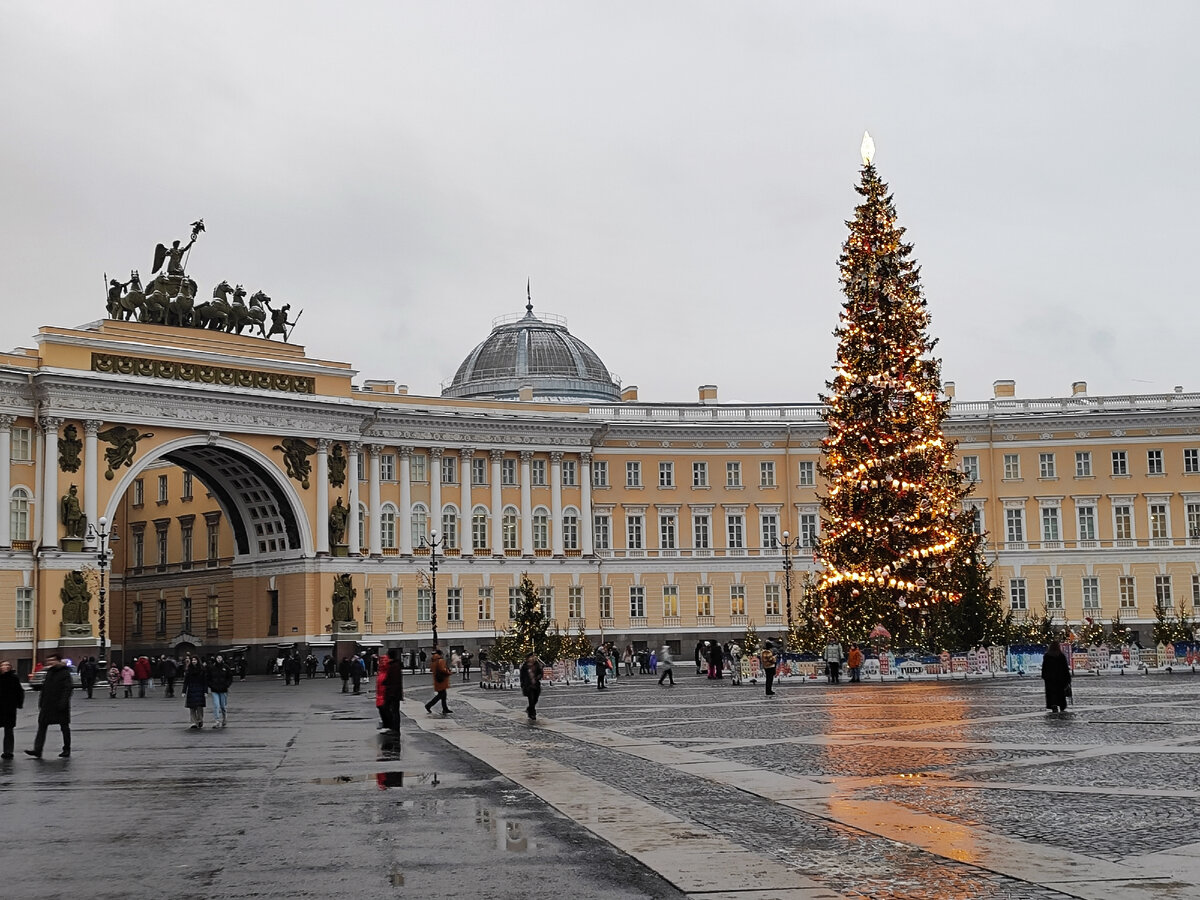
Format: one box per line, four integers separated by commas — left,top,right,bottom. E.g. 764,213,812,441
518,385,534,402
993,379,1016,399
698,384,718,405
621,385,639,402
1175,385,1184,393
363,380,395,394
1071,381,1087,396
943,381,956,399
396,384,409,396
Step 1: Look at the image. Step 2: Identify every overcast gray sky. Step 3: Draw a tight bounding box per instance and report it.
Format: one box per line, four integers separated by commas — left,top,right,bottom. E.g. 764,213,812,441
2,2,1195,404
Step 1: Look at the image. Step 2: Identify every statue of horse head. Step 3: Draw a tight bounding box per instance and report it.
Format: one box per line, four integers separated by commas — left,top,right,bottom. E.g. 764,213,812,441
212,280,233,301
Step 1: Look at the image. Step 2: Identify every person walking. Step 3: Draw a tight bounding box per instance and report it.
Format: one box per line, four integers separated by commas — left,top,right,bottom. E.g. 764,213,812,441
106,662,120,698
134,655,152,698
593,645,609,690
79,656,98,700
519,653,544,720
381,649,403,733
161,655,178,698
121,662,135,698
708,641,724,680
0,659,25,759
623,644,634,677
182,657,207,730
847,643,864,683
338,655,352,693
207,655,232,728
351,655,367,694
26,653,72,758
657,645,675,686
730,642,743,685
824,638,845,685
1041,641,1072,714
375,651,392,732
760,642,777,696
423,649,452,716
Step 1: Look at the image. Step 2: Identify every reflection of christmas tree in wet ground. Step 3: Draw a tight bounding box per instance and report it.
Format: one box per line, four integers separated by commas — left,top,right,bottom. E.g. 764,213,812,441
816,135,999,648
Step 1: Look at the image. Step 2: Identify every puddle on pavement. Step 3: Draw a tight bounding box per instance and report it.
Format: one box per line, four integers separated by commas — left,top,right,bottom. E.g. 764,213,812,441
309,771,442,789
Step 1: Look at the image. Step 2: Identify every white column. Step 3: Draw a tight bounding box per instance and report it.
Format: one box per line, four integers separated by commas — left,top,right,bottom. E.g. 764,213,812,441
490,449,504,556
315,439,330,554
430,448,443,544
368,443,382,556
520,451,534,556
41,417,62,549
399,446,413,555
581,452,594,556
0,415,12,547
347,442,361,555
550,451,564,557
83,420,101,548
459,449,475,556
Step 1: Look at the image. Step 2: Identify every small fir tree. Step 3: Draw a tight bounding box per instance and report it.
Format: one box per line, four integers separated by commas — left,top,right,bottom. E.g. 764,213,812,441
741,621,761,656
493,574,557,664
1107,611,1132,646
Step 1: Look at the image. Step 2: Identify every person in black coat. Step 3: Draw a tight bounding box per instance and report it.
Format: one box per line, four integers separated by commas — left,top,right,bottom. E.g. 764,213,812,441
708,641,724,679
27,654,72,758
382,649,403,733
182,658,208,730
0,659,25,759
79,656,98,699
519,653,544,720
338,656,352,693
1041,641,1072,713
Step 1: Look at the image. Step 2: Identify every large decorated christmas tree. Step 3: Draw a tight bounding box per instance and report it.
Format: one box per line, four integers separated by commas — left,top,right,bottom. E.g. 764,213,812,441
490,573,561,664
815,134,998,647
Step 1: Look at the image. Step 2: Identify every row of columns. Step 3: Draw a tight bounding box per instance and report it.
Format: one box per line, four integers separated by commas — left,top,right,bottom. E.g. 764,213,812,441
312,443,594,559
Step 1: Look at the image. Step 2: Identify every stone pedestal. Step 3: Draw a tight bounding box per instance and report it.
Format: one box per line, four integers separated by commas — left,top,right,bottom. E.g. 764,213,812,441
61,538,84,552
332,544,349,558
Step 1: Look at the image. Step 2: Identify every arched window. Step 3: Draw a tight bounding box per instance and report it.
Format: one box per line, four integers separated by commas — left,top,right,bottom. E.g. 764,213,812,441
502,507,519,551
562,507,579,551
472,505,489,551
411,504,429,546
10,487,31,541
532,508,549,550
441,506,458,550
381,504,397,549
357,503,367,552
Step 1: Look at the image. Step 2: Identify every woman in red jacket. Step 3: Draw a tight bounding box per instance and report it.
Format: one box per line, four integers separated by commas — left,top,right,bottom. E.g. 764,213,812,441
375,652,391,732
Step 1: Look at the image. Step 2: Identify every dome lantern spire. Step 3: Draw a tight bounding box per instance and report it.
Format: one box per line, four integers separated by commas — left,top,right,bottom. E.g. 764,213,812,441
525,278,534,317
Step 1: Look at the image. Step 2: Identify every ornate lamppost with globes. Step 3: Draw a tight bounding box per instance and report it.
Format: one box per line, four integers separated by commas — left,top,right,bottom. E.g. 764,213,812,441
776,530,801,641
427,529,444,652
85,516,118,663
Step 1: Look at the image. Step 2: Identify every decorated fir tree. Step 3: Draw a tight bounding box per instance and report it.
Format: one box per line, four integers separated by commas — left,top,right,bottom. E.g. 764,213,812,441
492,573,557,664
816,134,1001,647
740,621,761,656
786,573,825,655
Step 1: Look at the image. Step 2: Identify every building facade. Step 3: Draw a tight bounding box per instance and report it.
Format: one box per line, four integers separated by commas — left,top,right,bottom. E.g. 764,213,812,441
2,312,1199,673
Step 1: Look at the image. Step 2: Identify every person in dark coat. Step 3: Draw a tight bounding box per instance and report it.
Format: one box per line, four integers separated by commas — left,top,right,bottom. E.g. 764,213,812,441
161,655,179,698
381,649,403,733
338,656,352,693
1041,641,1072,714
182,657,207,730
593,645,609,690
27,653,72,758
207,656,232,728
79,656,98,699
0,659,25,759
350,655,367,693
423,649,452,715
708,641,724,679
519,653,544,720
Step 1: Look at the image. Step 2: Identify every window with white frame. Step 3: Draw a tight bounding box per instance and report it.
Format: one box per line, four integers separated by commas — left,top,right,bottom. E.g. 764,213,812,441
1111,451,1128,476
561,459,577,486
1113,505,1133,541
182,471,193,500
1082,576,1100,609
568,585,584,619
1192,574,1200,608
361,588,371,624
441,507,458,549
1005,507,1024,544
155,522,168,567
800,513,818,548
543,586,556,623
441,455,458,484
1045,577,1063,609
592,460,608,487
417,589,432,622
663,585,679,617
626,461,641,487
1041,506,1060,542
1147,449,1164,475
726,461,742,487
593,513,610,551
132,527,145,569
472,506,489,550
1039,453,1056,479
381,453,396,481
629,585,645,618
692,461,708,487
180,521,193,566
1149,503,1169,540
445,588,462,622
598,586,613,619
1009,578,1027,610
761,513,778,549
1075,452,1092,477
730,584,746,616
206,517,219,562
132,601,143,635
658,461,674,487
356,451,367,480
358,505,366,551
477,587,493,621
726,513,744,549
562,511,579,551
404,452,424,482
10,426,32,461
1077,503,1097,541
693,514,710,550
961,456,980,482
381,506,396,549
626,514,644,550
502,508,519,550
532,511,549,550
502,458,517,485
1155,575,1172,609
156,598,167,634
207,592,219,632
798,460,816,486
697,585,712,617
1185,448,1200,474
765,583,781,617
1003,454,1020,480
508,587,521,619
411,504,429,545
387,588,402,623
133,478,144,506
472,457,487,485
1187,502,1200,540
966,503,984,536
16,586,32,629
760,461,776,487
10,488,31,541
658,514,676,550
531,459,547,486
1119,576,1137,609
158,474,168,503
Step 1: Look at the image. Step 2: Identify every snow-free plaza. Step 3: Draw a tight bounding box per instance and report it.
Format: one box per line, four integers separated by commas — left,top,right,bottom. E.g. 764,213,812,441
4,668,1200,900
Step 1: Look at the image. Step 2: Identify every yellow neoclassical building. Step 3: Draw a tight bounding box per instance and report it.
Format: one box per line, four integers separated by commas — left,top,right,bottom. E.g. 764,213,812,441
2,304,1199,673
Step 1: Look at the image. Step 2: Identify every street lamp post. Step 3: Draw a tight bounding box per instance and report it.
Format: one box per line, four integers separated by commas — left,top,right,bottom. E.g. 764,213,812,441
85,516,117,664
776,530,801,641
428,529,443,652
